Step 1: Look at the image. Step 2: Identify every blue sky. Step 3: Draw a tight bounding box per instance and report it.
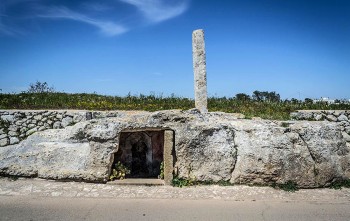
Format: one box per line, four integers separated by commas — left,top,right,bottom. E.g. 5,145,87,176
0,0,349,99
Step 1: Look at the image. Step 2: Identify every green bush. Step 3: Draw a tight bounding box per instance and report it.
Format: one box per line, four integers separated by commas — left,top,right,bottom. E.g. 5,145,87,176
330,179,350,189
172,176,197,187
1,91,349,120
109,161,130,181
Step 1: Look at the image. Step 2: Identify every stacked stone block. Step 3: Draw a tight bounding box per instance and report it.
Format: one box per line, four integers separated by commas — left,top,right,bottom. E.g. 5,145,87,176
290,110,350,142
0,111,87,147
0,110,138,147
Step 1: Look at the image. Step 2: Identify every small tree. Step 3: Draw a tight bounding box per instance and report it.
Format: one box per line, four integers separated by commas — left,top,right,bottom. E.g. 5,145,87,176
27,81,55,93
304,98,313,104
252,90,280,102
235,93,250,101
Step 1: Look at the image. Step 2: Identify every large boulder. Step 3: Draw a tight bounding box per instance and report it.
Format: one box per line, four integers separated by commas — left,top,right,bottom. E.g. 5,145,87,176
230,121,350,187
0,110,349,187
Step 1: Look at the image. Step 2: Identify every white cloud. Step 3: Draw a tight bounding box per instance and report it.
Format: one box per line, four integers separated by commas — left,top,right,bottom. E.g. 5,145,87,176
37,6,127,36
120,0,188,22
0,0,189,37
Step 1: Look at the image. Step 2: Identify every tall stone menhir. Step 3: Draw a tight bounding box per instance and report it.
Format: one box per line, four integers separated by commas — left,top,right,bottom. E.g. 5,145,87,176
192,29,208,113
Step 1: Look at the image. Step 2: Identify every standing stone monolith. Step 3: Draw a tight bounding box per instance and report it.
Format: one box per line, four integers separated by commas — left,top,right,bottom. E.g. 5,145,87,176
192,29,208,113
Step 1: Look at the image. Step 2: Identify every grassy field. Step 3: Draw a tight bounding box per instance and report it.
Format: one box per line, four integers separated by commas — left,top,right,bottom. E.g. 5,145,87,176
1,92,349,120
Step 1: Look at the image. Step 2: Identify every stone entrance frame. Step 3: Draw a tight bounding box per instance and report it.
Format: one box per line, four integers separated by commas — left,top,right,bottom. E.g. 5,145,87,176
110,128,174,185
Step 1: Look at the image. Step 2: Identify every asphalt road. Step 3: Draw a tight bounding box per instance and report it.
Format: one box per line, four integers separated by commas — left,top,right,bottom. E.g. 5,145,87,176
1,196,349,221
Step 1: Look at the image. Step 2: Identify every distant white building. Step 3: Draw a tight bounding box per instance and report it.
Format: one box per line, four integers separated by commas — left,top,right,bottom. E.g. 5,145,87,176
313,97,335,104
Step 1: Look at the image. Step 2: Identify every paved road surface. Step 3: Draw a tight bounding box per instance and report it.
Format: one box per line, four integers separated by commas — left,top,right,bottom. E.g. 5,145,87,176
0,178,350,221
1,196,350,221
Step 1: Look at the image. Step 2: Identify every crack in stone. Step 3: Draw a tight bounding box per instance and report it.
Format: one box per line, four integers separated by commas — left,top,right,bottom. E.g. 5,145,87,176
298,134,316,163
230,129,238,183
298,133,320,185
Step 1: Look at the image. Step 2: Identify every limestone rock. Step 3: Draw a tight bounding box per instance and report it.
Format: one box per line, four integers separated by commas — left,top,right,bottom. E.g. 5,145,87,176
0,138,9,147
26,128,38,136
290,112,313,120
342,132,350,142
73,112,87,123
192,29,208,113
9,137,19,145
8,131,17,137
314,114,324,121
34,115,43,121
8,125,18,132
61,117,73,127
0,110,349,187
326,115,338,122
0,115,14,123
338,114,349,122
53,122,62,129
345,127,350,134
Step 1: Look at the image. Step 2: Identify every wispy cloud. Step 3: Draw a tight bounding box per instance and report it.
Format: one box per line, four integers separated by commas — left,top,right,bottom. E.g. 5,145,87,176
151,72,163,76
0,14,24,36
0,0,189,37
37,6,127,36
120,0,188,22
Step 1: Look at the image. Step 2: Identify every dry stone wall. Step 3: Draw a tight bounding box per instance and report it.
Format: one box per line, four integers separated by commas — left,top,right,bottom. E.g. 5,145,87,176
0,110,129,147
291,110,350,142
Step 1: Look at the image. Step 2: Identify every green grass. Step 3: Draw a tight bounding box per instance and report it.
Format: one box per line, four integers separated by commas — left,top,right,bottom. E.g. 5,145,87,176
1,92,349,120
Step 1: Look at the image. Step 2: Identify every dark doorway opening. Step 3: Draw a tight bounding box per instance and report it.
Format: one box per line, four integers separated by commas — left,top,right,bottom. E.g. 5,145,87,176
113,131,164,178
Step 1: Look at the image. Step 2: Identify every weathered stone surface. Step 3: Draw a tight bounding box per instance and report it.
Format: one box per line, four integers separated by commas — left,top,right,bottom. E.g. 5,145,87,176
338,114,349,122
314,114,324,121
192,29,208,113
8,131,17,137
61,117,73,127
0,138,9,147
326,115,338,122
1,115,14,123
73,112,87,123
26,128,38,136
34,115,43,121
342,132,350,142
9,137,19,145
290,112,313,120
53,122,62,129
346,127,350,134
0,110,349,188
229,120,349,187
8,125,17,132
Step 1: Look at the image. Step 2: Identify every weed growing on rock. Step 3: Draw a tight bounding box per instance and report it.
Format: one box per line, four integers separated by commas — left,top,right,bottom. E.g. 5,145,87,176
158,162,164,179
172,177,233,187
172,176,197,187
109,161,130,181
0,119,10,133
272,180,299,192
330,179,350,189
